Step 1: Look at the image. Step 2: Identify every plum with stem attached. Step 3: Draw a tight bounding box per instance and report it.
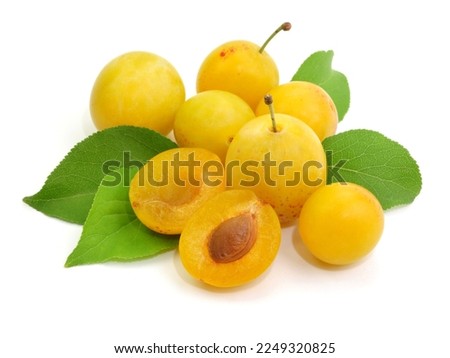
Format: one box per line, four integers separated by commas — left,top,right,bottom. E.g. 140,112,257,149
196,22,291,110
226,95,327,225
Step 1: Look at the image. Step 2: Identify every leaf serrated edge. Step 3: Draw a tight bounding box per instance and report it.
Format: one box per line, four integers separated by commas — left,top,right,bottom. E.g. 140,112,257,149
291,50,350,121
23,126,177,224
64,218,179,267
64,167,179,267
25,125,173,197
291,50,334,82
323,129,423,210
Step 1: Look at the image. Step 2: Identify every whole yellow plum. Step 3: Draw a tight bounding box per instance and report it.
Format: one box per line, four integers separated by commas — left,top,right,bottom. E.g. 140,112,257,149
174,90,255,163
90,51,185,135
196,23,291,110
226,99,327,225
298,182,384,265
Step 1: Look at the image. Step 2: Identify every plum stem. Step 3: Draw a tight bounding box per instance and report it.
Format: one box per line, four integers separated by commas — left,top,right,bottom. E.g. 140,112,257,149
264,94,277,132
259,22,291,54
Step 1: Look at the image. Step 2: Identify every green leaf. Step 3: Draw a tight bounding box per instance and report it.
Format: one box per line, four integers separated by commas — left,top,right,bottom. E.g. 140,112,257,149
65,167,178,267
23,126,177,224
292,50,350,121
323,129,422,210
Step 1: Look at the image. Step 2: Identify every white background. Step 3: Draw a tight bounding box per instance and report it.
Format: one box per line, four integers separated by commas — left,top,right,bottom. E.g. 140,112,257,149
1,1,448,357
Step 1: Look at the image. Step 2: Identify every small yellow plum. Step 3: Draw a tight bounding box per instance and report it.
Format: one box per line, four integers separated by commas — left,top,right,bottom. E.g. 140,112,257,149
174,90,255,162
196,23,291,110
226,95,327,225
90,51,185,135
298,182,384,265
